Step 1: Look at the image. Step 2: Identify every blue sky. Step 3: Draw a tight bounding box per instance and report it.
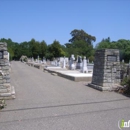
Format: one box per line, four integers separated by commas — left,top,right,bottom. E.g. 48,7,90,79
0,0,130,47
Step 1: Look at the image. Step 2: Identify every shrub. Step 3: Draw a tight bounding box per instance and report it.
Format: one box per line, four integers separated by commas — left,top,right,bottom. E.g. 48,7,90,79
120,77,130,95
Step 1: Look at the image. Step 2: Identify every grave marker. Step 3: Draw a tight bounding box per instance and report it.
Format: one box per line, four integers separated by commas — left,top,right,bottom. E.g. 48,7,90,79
81,56,88,73
88,49,121,91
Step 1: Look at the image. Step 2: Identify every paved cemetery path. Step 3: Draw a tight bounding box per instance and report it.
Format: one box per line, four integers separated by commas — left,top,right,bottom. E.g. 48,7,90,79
0,61,130,130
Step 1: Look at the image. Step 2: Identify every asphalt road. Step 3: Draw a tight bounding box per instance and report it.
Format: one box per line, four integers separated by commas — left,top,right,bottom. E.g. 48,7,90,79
0,61,130,130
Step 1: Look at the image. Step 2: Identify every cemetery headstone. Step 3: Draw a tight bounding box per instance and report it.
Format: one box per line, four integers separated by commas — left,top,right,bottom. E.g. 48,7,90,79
88,49,121,91
55,60,57,66
38,56,39,63
69,54,75,70
87,59,89,63
31,57,34,62
63,57,66,68
81,56,88,73
57,58,60,67
76,56,82,69
43,57,46,64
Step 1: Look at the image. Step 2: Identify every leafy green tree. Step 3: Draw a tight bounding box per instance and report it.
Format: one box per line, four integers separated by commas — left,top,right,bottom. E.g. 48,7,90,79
71,40,94,57
60,45,68,57
39,40,47,58
68,29,96,45
95,37,111,49
0,38,17,60
50,40,66,58
29,39,40,59
13,43,21,60
95,38,130,62
19,41,31,57
8,48,14,61
65,29,96,59
124,47,130,62
45,45,54,60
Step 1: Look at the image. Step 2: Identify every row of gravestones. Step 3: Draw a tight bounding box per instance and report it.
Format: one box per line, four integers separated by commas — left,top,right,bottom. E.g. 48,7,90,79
48,55,89,73
0,42,15,100
69,54,88,73
30,57,46,64
30,54,91,73
51,55,91,72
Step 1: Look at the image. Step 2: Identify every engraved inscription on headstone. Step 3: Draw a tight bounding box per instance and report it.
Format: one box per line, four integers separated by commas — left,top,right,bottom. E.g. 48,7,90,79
107,55,117,62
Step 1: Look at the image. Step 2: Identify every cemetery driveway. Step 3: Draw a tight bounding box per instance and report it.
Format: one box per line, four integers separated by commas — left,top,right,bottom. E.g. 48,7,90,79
0,61,130,130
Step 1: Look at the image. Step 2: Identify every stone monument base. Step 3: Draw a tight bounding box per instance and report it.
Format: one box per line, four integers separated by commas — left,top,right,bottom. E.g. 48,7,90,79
88,83,111,91
76,63,82,69
0,85,15,100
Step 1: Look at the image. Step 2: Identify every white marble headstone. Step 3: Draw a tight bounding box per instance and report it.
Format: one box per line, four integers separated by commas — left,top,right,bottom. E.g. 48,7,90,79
81,56,88,73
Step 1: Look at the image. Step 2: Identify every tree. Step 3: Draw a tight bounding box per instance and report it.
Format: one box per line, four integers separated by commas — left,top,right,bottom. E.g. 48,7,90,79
29,39,40,59
60,45,68,57
0,38,17,60
50,40,66,58
125,46,130,62
95,37,111,49
19,41,31,57
46,40,66,59
95,38,130,62
68,29,96,45
13,43,21,60
8,47,14,61
45,45,54,60
39,40,47,58
65,29,96,59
